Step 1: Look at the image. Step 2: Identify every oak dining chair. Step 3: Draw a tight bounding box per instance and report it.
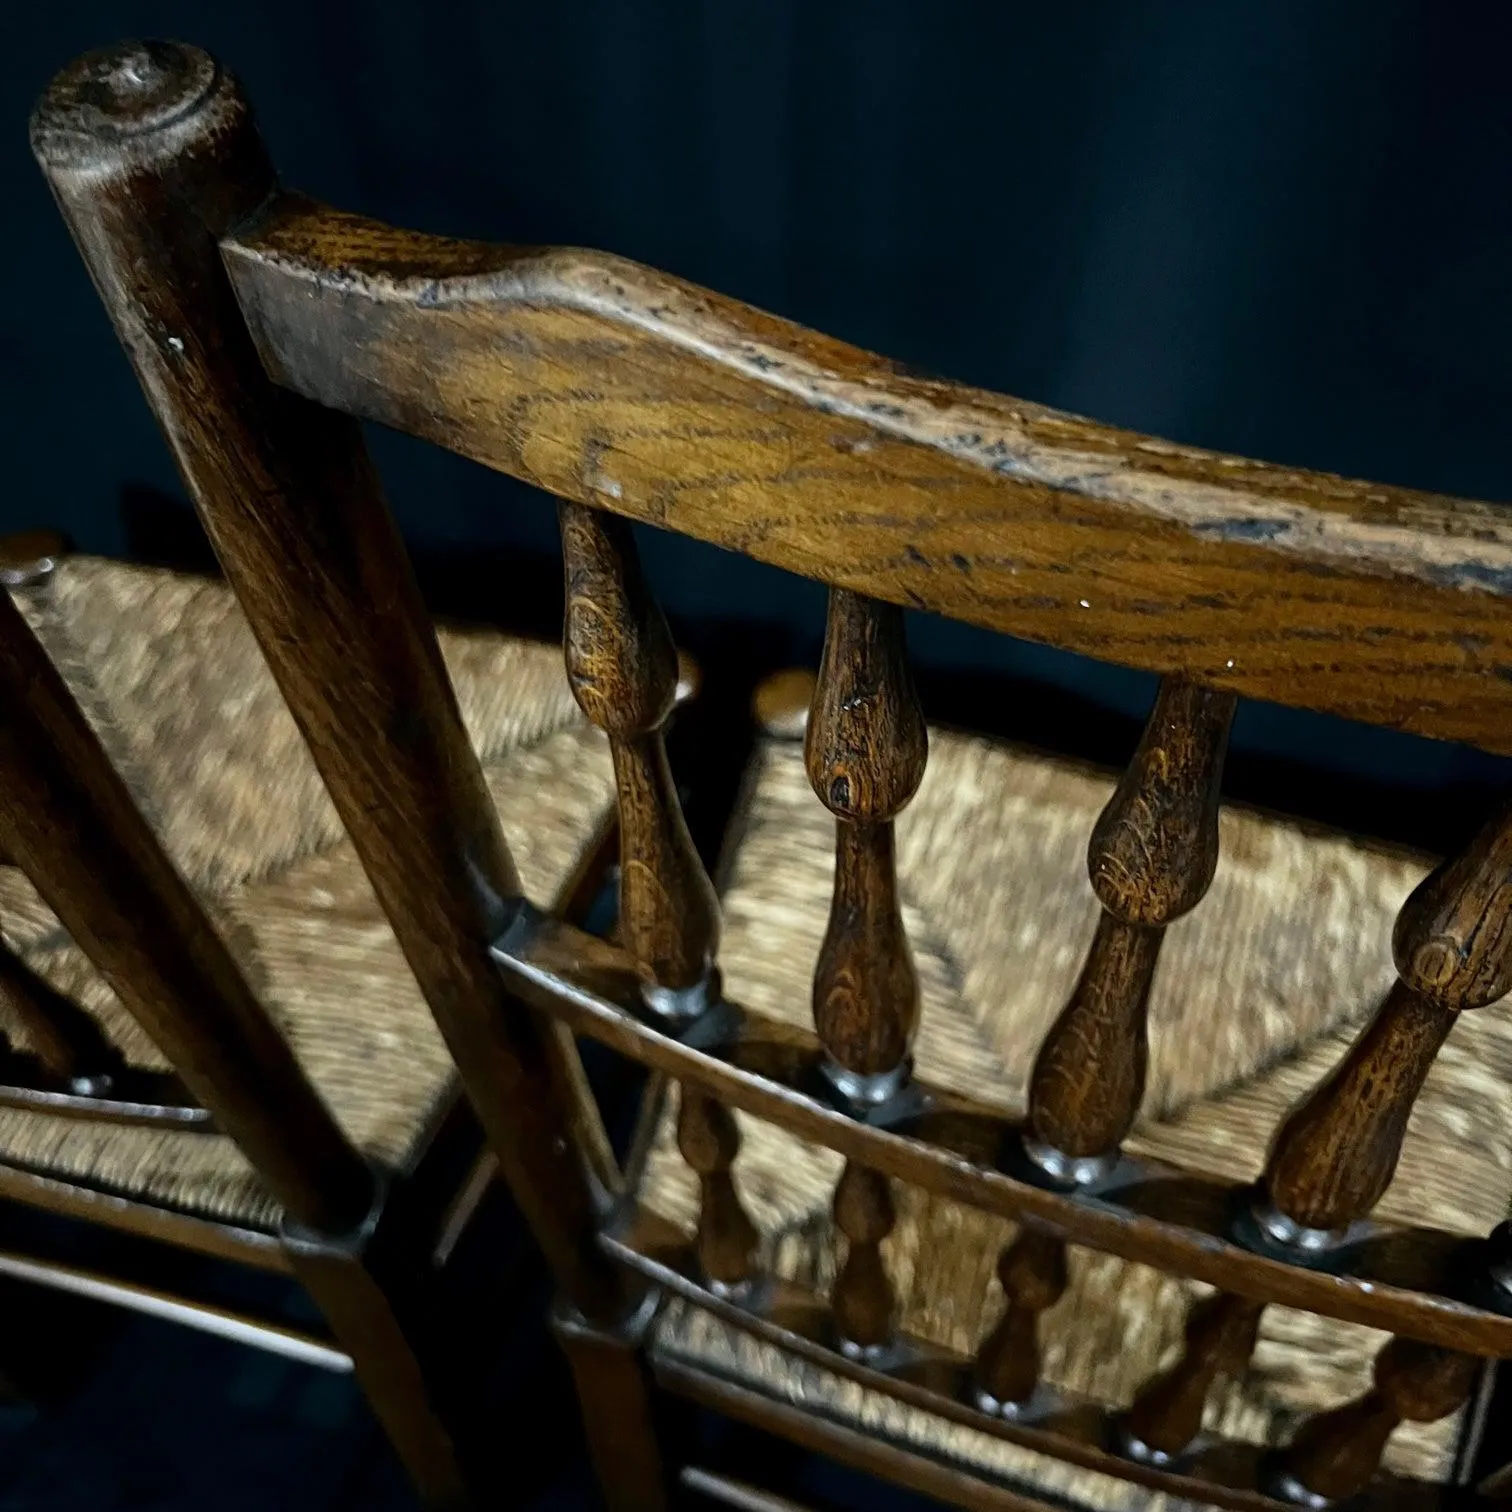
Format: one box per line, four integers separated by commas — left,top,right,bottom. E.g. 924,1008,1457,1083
30,36,1512,1512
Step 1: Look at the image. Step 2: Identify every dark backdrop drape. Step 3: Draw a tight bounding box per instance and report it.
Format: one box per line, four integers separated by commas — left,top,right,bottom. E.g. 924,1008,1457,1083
7,0,1512,808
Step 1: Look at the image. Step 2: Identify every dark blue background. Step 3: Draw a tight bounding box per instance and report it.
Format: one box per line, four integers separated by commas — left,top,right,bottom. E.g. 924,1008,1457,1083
8,0,1512,805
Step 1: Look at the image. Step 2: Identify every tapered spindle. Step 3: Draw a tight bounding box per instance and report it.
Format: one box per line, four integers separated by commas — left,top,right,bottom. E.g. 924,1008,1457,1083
675,1088,757,1290
1123,1292,1265,1461
560,502,720,1014
831,1161,897,1356
32,46,625,1322
1276,1338,1477,1504
1027,678,1235,1182
974,1226,1068,1416
1258,800,1512,1247
806,589,927,1103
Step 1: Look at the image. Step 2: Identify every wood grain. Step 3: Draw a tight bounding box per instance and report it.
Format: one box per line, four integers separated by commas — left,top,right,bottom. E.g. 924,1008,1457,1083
221,194,1512,756
807,591,926,1091
32,42,627,1322
1262,801,1512,1241
1028,680,1233,1169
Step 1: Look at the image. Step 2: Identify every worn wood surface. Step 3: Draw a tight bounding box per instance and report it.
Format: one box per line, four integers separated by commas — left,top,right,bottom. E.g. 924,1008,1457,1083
560,500,718,998
221,194,1512,756
831,1161,897,1353
807,592,926,1088
676,1088,757,1289
498,913,1512,1354
32,41,627,1329
1262,803,1512,1240
1124,1292,1265,1459
1028,680,1233,1167
974,1227,1068,1412
1279,1339,1477,1502
617,1212,1449,1512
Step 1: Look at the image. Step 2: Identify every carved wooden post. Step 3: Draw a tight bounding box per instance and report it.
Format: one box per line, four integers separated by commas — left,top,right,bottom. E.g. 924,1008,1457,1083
1275,1338,1477,1504
1026,678,1235,1183
806,590,925,1354
561,502,757,1302
675,1088,757,1290
560,502,720,1013
832,1161,897,1357
1123,1292,1265,1462
806,589,927,1102
974,1226,1068,1416
1258,801,1512,1249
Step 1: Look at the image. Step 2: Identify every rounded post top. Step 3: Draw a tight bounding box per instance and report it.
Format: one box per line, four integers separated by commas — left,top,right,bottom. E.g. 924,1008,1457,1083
31,41,222,163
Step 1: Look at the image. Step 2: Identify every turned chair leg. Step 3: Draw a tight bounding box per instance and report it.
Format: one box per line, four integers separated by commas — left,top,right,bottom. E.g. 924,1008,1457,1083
554,1295,670,1512
284,1186,482,1512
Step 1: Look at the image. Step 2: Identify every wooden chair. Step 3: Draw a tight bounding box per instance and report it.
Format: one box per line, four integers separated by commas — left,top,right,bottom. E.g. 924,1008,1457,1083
31,37,1512,1512
16,48,631,1512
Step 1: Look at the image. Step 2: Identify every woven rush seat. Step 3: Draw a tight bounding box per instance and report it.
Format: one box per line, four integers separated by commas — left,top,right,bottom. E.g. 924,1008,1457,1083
638,715,1512,1505
0,556,615,1232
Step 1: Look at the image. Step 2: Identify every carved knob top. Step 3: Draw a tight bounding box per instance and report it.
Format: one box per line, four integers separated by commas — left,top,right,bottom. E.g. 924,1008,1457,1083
1394,804,1512,1010
31,42,218,158
806,591,926,822
1088,680,1235,926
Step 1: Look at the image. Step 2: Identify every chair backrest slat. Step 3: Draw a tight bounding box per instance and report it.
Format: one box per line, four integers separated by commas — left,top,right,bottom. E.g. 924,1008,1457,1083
220,194,1512,756
0,587,370,1234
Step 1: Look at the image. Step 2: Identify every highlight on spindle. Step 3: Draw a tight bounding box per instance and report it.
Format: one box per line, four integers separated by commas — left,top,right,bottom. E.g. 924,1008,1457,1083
973,1225,1068,1418
1253,799,1512,1255
560,501,721,1022
1121,1291,1264,1465
831,1160,897,1359
1271,1337,1477,1506
1025,677,1235,1185
805,588,927,1107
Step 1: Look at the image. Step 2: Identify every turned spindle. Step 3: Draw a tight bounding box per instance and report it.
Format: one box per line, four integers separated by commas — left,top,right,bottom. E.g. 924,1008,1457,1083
1277,1338,1477,1504
1027,678,1235,1182
1124,1292,1265,1461
676,1087,757,1290
832,1161,897,1356
974,1227,1068,1415
1259,801,1512,1246
806,589,927,1104
560,502,720,1015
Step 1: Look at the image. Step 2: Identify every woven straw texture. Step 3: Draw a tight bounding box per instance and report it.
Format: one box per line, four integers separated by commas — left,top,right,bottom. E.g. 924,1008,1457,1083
0,558,614,1232
644,729,1512,1503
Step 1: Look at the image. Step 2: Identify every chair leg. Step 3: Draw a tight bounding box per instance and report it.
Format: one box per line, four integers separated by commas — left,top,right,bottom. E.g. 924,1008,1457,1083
283,1194,479,1512
554,1293,670,1512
